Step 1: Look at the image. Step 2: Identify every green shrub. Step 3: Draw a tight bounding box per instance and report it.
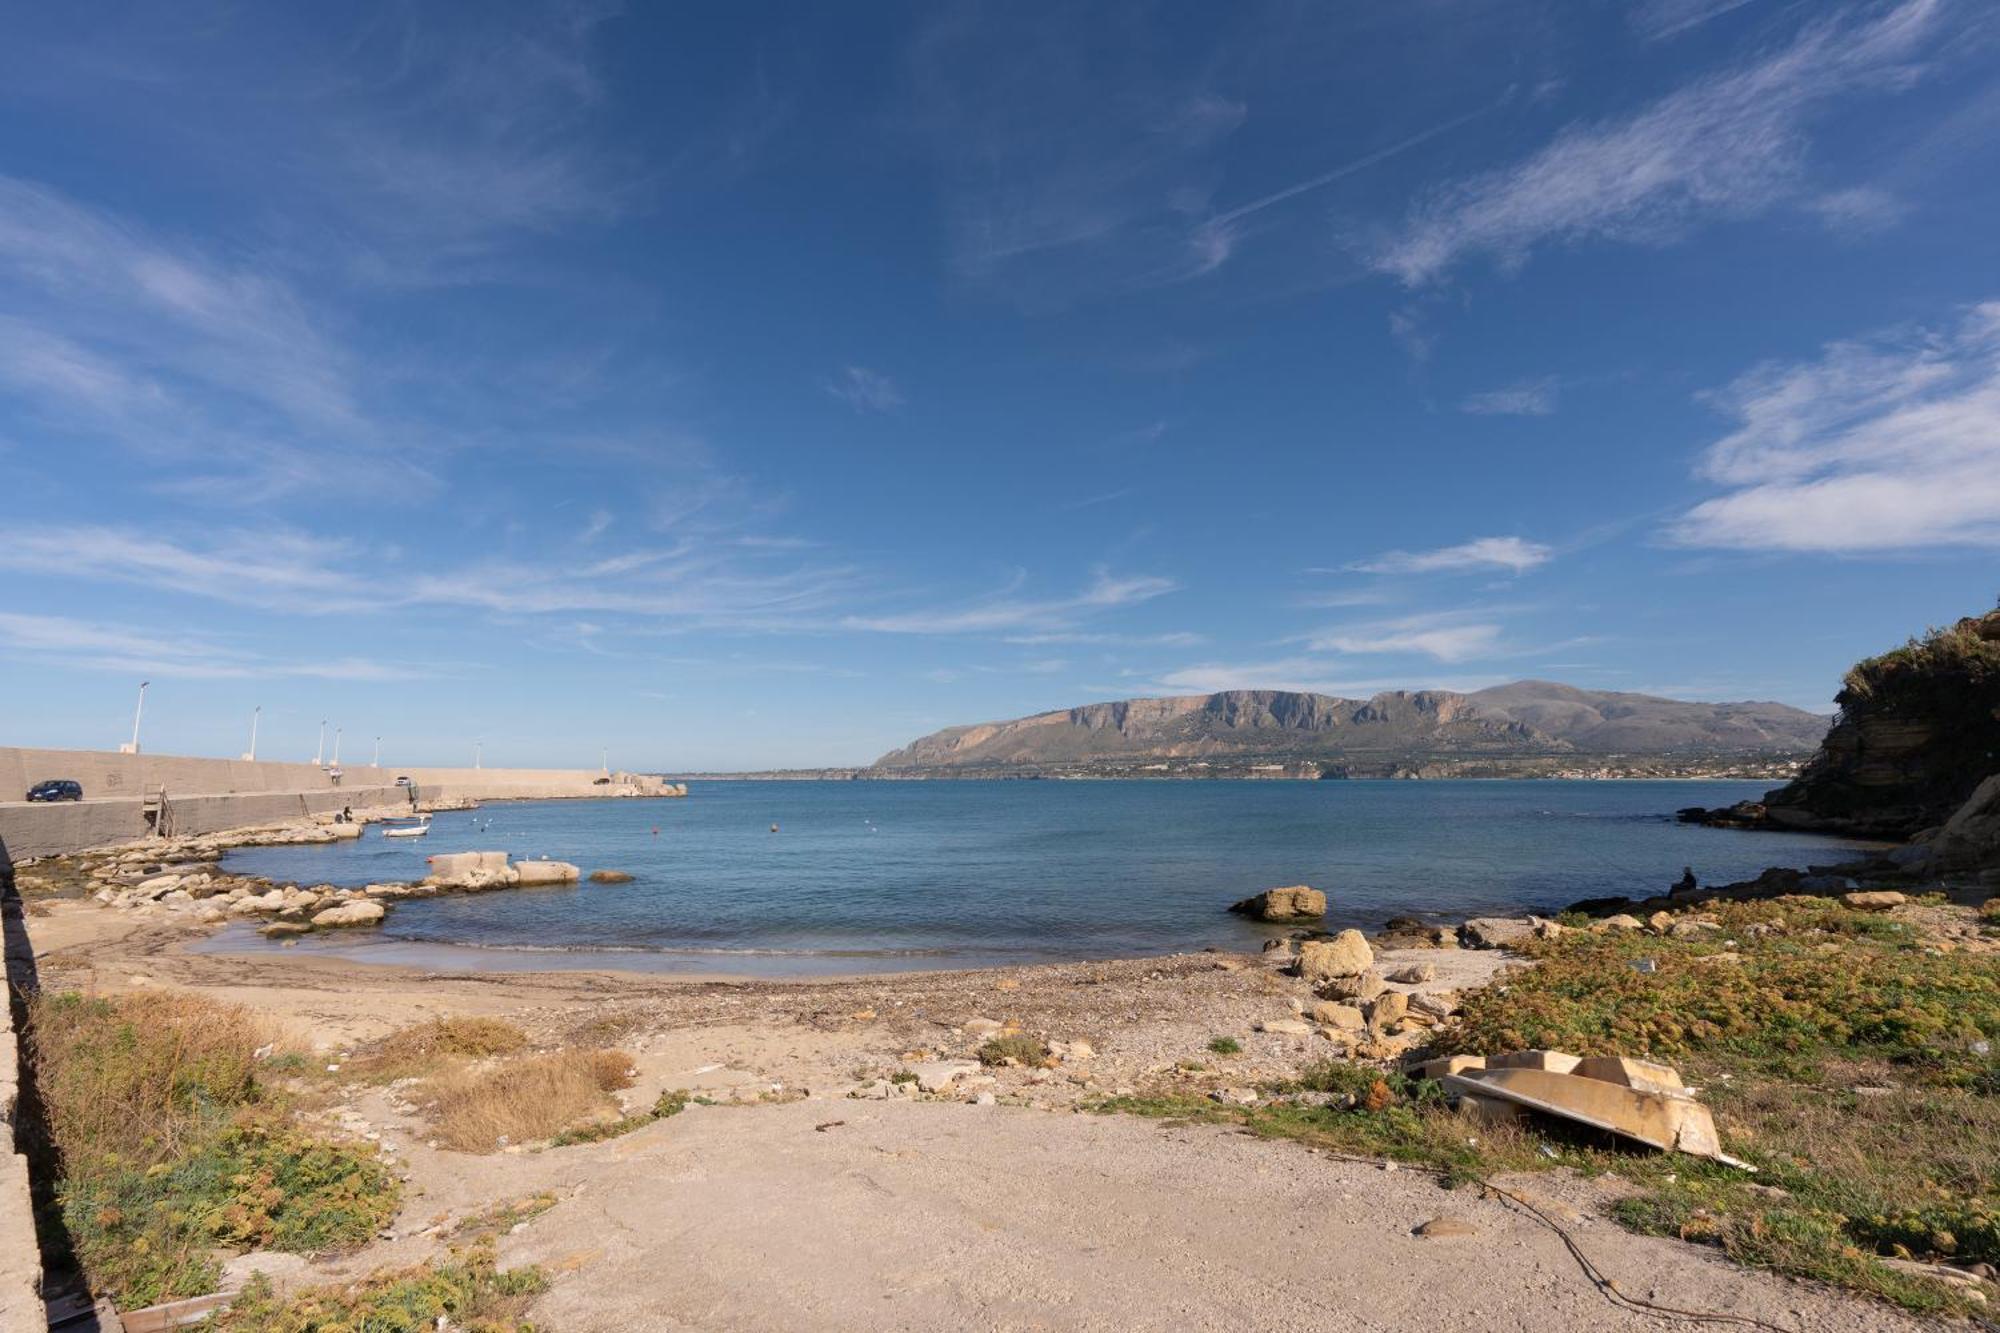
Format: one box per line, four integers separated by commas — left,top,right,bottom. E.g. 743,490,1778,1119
1206,1036,1241,1055
215,1247,545,1332
976,1033,1047,1066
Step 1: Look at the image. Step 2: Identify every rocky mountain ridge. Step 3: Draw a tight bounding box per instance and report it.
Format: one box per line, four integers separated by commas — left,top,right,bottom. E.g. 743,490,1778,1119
872,681,1828,776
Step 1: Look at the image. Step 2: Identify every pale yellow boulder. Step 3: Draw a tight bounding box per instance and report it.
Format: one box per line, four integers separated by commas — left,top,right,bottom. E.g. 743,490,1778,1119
1297,930,1373,983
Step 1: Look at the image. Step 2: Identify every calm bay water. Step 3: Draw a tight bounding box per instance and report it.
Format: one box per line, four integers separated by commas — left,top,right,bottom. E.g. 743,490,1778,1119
212,779,1869,975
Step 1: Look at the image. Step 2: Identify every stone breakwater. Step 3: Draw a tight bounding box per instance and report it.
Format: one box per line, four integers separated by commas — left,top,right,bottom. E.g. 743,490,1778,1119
67,828,586,942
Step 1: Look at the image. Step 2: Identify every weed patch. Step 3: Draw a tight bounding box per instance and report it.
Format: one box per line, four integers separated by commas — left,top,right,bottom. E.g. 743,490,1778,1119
553,1090,691,1146
28,992,398,1308
215,1246,545,1332
976,1033,1047,1066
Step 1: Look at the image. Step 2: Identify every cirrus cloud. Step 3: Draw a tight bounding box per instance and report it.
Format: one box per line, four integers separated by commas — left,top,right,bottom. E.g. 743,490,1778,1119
1348,536,1553,576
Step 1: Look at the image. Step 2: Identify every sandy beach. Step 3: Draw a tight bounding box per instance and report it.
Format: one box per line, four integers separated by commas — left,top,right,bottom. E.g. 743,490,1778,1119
13,857,1969,1331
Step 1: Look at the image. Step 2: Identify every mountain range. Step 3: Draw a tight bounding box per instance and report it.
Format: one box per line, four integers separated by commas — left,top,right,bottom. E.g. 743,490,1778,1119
870,682,1830,778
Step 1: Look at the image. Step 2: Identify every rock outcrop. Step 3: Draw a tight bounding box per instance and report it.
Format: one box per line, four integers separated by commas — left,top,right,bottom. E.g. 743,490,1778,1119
1228,885,1326,921
1721,607,2000,838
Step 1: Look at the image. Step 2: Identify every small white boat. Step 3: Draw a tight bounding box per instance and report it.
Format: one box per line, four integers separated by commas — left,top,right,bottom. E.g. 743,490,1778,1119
381,815,432,839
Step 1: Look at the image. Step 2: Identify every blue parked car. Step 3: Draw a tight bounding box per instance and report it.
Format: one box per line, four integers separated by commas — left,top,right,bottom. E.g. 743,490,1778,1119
27,779,84,802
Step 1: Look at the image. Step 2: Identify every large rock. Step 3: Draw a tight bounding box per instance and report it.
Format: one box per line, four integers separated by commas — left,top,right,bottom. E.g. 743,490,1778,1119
1314,969,1385,1003
514,860,581,887
311,899,386,928
1308,1001,1365,1030
1228,886,1326,921
1295,930,1373,983
589,869,635,884
1925,772,2000,873
1368,992,1409,1029
426,850,511,879
1460,917,1538,950
911,1061,978,1094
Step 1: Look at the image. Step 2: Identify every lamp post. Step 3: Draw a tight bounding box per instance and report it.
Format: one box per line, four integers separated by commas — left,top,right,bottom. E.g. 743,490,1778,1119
372,736,381,768
121,681,150,754
243,706,260,762
474,740,483,770
315,720,326,767
332,727,342,766
601,746,609,777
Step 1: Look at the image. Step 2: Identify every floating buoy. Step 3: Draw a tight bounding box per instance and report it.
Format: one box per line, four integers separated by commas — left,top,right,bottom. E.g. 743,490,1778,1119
770,823,779,833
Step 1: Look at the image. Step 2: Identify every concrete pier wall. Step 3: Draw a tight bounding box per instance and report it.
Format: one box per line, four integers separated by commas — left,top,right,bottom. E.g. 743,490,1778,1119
0,747,673,861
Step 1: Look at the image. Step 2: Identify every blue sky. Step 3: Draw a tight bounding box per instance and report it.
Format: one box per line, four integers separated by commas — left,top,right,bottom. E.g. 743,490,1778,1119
1,0,1996,770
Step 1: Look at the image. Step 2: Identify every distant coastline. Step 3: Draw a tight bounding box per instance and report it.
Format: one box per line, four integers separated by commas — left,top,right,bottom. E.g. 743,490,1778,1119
665,755,1807,783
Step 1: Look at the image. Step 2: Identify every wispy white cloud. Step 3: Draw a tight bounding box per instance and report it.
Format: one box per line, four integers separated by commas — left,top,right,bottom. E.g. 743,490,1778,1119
1461,377,1559,416
1002,630,1205,647
1305,614,1506,663
1388,306,1435,363
823,365,905,413
908,9,1247,303
1672,300,2000,550
1631,0,1762,42
842,569,1176,635
0,527,375,614
1375,1,1945,284
0,522,863,626
322,2,631,267
1808,185,1908,235
0,177,440,501
1148,656,1509,697
1349,536,1553,575
1055,487,1134,511
0,611,416,680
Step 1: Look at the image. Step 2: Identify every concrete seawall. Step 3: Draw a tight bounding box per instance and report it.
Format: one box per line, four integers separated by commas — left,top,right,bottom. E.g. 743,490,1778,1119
2,883,42,1326
0,747,677,861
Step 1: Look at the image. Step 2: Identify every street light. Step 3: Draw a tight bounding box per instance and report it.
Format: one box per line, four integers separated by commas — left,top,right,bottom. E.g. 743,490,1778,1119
243,706,260,762
372,736,381,768
120,681,150,754
315,720,326,767
474,740,483,770
332,727,343,766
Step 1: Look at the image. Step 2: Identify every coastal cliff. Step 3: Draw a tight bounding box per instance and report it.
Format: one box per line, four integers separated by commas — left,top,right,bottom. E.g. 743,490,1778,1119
1706,606,2000,838
872,682,1829,778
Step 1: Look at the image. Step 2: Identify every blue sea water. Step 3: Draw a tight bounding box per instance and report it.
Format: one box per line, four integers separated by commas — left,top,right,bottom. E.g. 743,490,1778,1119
211,780,1869,975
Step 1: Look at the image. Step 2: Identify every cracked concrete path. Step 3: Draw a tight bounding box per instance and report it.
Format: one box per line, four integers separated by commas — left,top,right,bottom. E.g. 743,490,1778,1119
495,1099,1922,1333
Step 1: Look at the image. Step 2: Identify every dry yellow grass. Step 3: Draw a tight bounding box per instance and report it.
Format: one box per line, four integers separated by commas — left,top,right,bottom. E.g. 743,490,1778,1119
351,1015,530,1082
30,990,278,1166
428,1048,636,1153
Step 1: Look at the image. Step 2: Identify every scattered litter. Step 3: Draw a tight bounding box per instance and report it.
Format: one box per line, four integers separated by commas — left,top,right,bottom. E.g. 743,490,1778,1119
814,1120,845,1133
1628,958,1658,974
